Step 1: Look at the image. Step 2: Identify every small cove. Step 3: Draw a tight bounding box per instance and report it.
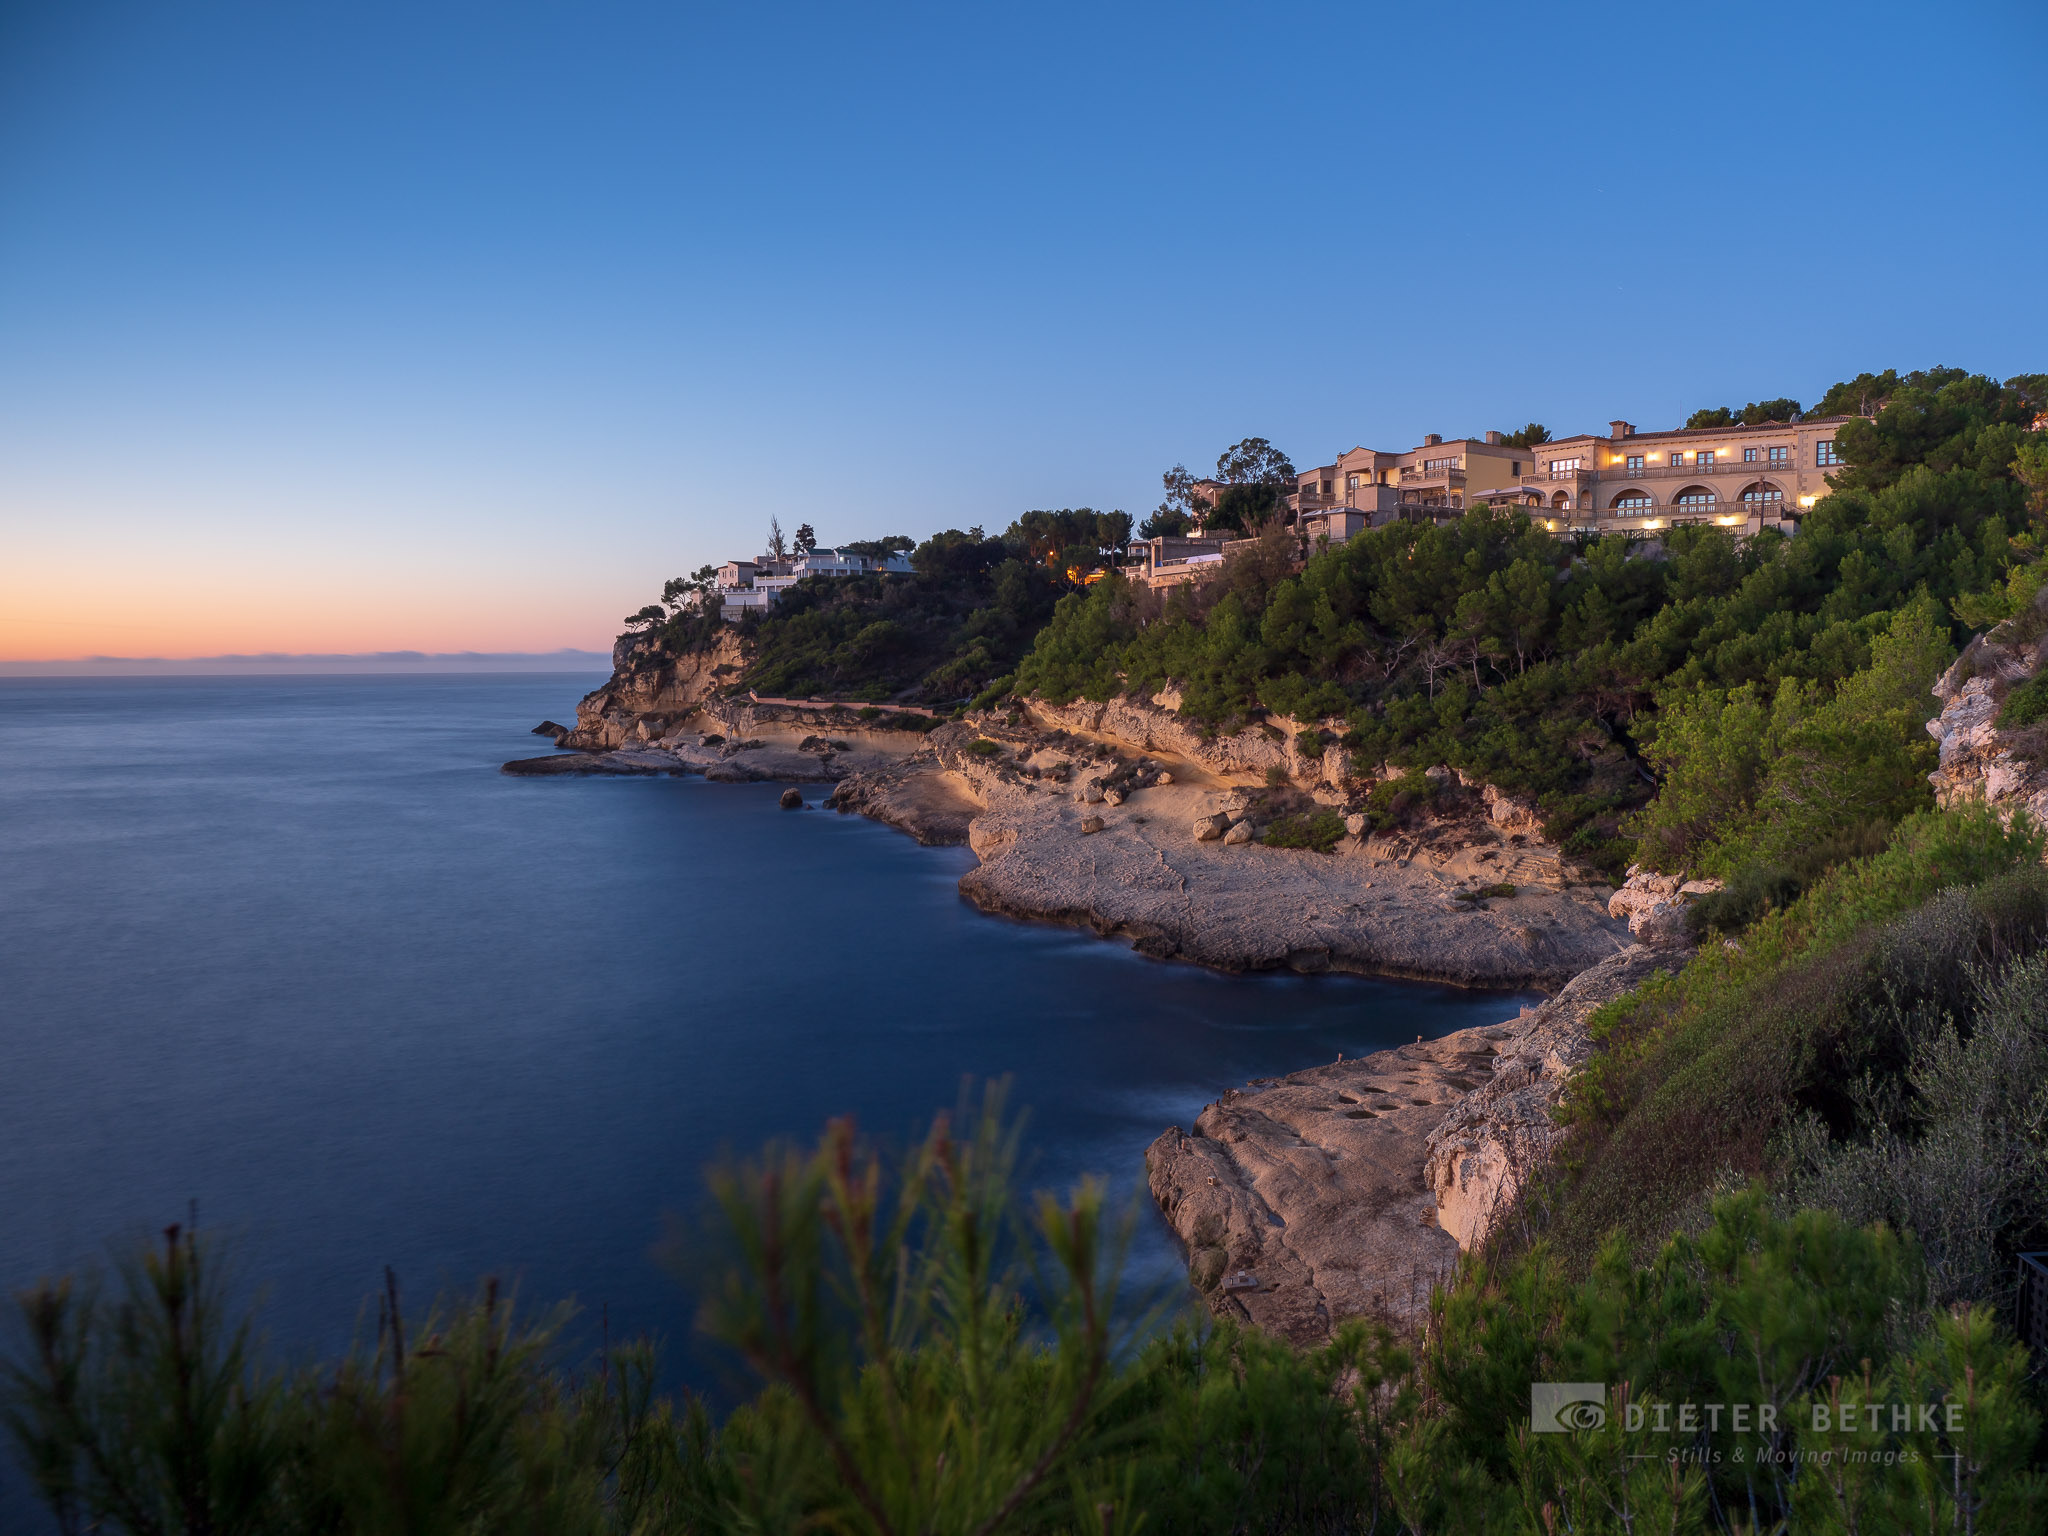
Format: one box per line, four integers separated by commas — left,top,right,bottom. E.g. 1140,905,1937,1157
0,674,1533,1386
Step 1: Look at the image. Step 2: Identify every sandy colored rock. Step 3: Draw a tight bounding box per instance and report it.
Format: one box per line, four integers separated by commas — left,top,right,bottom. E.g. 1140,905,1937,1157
1146,944,1682,1343
1925,591,2048,830
1080,814,1104,834
1223,820,1254,845
1192,813,1228,841
1422,945,1681,1251
1145,1028,1507,1341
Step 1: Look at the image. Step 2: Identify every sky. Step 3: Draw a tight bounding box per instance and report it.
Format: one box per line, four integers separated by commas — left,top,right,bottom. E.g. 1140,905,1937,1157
2,0,2044,664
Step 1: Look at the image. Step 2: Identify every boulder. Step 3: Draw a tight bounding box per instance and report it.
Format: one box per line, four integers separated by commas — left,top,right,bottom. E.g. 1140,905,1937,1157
531,720,568,737
1344,812,1367,838
778,788,804,810
1078,780,1105,804
1080,814,1105,835
1104,788,1125,807
1192,813,1230,842
1607,866,1712,944
1223,820,1254,846
1155,770,1173,785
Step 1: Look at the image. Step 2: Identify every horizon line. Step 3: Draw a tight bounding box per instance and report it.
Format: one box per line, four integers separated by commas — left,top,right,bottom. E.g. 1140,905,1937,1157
0,648,614,676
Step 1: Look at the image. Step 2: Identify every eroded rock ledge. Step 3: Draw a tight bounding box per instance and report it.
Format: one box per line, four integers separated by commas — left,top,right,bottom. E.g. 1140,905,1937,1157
509,671,1634,988
1144,943,1682,1343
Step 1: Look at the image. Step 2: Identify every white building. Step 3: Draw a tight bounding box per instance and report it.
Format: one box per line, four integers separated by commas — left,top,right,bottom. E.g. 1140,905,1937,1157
716,545,910,620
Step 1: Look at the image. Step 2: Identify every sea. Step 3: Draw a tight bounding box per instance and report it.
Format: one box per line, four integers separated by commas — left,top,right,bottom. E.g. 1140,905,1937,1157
0,674,1527,1444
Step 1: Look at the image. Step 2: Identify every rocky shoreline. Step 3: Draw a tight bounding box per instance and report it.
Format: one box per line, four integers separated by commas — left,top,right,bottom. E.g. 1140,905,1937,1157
505,639,1720,1338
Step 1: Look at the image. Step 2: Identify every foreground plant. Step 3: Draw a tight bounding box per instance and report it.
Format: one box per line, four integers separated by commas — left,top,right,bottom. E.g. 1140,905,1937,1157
696,1084,1132,1535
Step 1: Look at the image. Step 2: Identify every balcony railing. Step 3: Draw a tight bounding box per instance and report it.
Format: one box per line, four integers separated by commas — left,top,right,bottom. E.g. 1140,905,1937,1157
1529,458,1797,484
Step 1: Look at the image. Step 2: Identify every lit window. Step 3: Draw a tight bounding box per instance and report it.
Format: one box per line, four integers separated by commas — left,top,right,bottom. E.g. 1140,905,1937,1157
1742,485,1783,510
1548,457,1584,479
1626,454,1644,472
1612,492,1653,515
1697,451,1716,468
1743,447,1759,463
1817,440,1842,466
1674,488,1717,516
1668,452,1684,467
1768,446,1788,464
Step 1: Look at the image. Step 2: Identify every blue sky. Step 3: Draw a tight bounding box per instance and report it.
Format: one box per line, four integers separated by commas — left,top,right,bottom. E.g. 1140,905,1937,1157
2,0,2043,658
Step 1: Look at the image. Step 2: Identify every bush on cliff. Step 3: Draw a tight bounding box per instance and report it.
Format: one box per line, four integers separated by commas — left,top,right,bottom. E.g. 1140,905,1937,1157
1542,806,2048,1279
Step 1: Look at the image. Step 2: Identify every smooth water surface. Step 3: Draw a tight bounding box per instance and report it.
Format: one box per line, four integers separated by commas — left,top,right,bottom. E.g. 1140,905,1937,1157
0,676,1529,1377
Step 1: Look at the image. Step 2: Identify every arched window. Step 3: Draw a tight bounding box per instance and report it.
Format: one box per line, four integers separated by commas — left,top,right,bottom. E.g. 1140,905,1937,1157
1611,491,1654,514
1673,486,1717,517
1740,482,1784,512
1551,490,1572,510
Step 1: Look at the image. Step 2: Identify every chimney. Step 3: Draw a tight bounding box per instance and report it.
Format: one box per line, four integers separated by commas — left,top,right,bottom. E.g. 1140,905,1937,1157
1609,420,1635,439
1485,430,1504,445
1424,433,1443,446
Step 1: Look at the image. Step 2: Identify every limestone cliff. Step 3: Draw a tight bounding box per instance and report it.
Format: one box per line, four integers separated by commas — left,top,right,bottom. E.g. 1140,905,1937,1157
558,629,749,751
1026,693,1359,801
1144,944,1680,1343
1421,944,1680,1251
1925,589,2048,825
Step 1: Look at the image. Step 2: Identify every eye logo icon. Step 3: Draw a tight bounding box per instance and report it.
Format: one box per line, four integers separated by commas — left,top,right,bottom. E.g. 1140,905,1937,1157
1531,1383,1607,1432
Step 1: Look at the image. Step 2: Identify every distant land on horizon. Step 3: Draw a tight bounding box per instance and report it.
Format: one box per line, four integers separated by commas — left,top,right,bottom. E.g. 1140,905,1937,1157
0,650,613,676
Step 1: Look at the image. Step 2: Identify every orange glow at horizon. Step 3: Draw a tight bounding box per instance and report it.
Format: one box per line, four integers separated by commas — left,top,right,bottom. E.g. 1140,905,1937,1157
0,521,645,662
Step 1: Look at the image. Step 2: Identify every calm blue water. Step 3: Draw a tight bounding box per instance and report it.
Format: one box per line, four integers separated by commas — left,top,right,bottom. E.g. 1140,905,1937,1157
0,675,1526,1388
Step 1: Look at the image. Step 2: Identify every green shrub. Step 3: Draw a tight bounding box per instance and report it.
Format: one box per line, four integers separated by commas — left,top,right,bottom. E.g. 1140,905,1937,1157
1262,765,1289,788
970,674,1015,713
1548,807,2048,1267
1260,810,1346,853
1997,672,2048,727
11,1150,2046,1536
966,737,1003,757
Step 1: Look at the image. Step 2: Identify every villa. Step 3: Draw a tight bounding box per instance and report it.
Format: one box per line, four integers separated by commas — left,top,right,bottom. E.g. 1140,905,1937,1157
715,546,911,620
1289,414,1853,539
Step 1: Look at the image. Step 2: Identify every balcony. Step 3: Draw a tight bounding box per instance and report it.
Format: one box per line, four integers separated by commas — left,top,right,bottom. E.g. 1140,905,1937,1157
1529,458,1797,485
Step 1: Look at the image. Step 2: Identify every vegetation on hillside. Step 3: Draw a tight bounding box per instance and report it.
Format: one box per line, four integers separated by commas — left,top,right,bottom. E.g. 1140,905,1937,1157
621,512,1131,707
1016,367,2048,876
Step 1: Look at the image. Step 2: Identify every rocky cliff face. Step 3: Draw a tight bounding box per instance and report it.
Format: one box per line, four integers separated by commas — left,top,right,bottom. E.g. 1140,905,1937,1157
558,629,749,751
1422,944,1680,1251
1144,943,1683,1343
1027,694,1357,801
1925,594,2048,825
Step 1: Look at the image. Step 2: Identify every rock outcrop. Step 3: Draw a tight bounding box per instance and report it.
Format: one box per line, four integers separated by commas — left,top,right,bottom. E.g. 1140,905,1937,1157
1605,867,1723,946
1926,593,2048,825
1422,944,1680,1250
897,722,1630,988
1028,695,1356,801
559,629,749,751
1144,942,1683,1342
1144,1027,1512,1340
